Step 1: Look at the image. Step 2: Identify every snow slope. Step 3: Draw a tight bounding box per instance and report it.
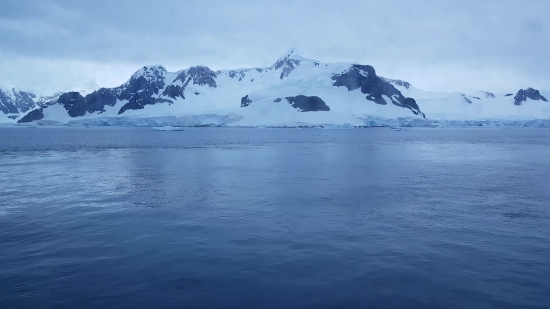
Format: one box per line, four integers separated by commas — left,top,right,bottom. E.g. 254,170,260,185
385,79,550,121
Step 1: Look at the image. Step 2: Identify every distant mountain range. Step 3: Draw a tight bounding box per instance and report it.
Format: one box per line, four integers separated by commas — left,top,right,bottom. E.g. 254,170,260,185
1,49,549,127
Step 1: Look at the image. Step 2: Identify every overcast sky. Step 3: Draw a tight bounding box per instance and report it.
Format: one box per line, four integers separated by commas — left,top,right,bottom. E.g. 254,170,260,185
1,0,549,93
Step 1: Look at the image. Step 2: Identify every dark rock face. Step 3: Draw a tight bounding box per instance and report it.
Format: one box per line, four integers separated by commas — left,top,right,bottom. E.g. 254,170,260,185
0,88,38,115
402,98,421,114
0,89,19,114
461,95,472,104
12,90,37,113
483,92,496,99
84,88,117,113
115,66,170,114
162,85,185,100
279,59,300,79
514,88,548,105
118,97,172,115
58,92,87,117
332,65,424,117
240,95,329,112
174,66,217,88
285,95,330,112
17,108,44,123
505,93,513,97
228,70,246,81
240,95,252,107
271,53,301,79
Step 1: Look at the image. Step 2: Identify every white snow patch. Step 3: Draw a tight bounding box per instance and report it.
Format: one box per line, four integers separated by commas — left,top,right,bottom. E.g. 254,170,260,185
152,126,184,131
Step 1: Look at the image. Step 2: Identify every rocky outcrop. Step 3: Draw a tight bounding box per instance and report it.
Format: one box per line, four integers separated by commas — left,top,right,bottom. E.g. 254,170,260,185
57,92,87,117
461,94,472,104
162,85,185,100
0,88,38,115
270,49,302,80
240,95,252,107
514,88,548,106
332,65,424,118
285,95,330,112
240,95,330,112
17,108,44,123
174,66,217,88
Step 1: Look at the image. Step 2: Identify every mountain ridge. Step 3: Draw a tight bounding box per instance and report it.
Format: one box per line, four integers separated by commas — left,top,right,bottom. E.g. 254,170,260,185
1,49,549,126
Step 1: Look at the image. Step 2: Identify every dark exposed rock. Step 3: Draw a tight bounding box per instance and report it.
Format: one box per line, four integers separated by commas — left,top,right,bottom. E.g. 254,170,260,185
58,92,87,117
56,89,115,117
183,66,217,87
274,98,282,102
194,92,200,95
461,95,472,104
470,96,481,100
228,70,246,80
118,97,172,114
17,108,44,123
279,59,300,79
271,51,302,79
505,93,513,96
483,92,496,99
0,90,19,114
241,95,252,107
402,98,421,114
162,85,185,100
84,88,117,113
514,88,548,106
12,90,37,113
112,67,172,114
0,88,37,115
285,95,330,112
332,65,424,117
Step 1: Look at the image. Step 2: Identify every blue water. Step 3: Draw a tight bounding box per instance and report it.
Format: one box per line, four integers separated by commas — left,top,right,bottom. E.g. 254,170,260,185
0,127,549,309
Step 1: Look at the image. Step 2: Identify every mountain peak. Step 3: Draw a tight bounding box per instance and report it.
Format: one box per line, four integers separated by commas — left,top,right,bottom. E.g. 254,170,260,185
279,48,300,59
131,65,168,80
273,48,314,65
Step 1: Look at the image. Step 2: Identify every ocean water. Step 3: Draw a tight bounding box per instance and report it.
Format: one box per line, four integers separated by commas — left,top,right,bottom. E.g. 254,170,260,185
0,127,549,309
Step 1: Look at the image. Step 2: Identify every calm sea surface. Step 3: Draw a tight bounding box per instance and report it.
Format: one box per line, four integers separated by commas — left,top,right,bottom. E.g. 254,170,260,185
0,127,549,309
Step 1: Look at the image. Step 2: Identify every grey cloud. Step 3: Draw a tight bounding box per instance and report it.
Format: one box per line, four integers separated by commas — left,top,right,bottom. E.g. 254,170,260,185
0,0,549,93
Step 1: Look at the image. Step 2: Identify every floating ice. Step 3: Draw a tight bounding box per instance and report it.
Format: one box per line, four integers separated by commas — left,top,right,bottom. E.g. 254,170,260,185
152,126,184,131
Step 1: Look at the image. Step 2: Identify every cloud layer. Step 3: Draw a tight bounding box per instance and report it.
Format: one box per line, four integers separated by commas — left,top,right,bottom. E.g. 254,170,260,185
1,0,549,93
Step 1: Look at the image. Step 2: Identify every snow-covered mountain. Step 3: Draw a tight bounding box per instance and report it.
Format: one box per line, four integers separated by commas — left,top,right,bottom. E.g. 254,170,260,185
3,49,550,127
384,79,550,122
0,81,99,124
